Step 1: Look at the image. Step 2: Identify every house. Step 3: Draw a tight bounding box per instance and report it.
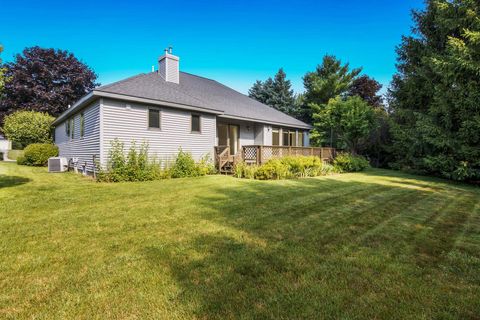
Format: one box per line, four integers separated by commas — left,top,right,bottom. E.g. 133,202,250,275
53,49,312,174
0,134,12,161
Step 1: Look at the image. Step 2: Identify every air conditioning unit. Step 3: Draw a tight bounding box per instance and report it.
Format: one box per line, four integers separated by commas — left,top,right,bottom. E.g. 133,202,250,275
48,157,68,173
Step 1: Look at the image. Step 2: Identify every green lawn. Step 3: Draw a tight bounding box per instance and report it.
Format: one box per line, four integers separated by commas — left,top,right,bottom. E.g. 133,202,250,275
1,162,479,319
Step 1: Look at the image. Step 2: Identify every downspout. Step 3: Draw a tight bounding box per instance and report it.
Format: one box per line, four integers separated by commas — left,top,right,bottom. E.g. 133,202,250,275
99,98,104,172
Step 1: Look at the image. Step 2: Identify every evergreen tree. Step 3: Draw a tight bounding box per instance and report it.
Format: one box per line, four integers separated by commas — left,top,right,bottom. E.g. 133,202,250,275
270,69,295,114
301,55,361,124
248,80,270,104
248,68,296,115
390,0,480,181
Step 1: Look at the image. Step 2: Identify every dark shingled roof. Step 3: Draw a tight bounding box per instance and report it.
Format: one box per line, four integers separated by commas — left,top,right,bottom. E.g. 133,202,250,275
95,72,310,129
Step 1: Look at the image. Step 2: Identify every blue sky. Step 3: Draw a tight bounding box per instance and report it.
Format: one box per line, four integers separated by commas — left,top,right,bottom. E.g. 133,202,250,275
1,0,424,95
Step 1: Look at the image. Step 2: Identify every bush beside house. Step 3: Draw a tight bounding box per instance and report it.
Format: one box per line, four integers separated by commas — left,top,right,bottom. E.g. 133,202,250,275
97,140,215,182
234,156,336,180
18,143,59,166
234,153,369,180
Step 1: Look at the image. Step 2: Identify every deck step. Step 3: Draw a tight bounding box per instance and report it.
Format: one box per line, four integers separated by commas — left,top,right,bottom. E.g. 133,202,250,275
219,160,235,174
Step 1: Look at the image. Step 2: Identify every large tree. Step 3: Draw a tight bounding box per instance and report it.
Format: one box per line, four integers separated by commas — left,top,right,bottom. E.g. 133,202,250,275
311,96,377,153
346,74,390,166
300,55,361,124
389,0,480,181
347,75,383,108
248,68,296,115
0,44,5,97
0,46,98,122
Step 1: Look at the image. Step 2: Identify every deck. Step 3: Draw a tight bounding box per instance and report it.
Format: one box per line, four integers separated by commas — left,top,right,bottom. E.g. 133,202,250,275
215,145,336,173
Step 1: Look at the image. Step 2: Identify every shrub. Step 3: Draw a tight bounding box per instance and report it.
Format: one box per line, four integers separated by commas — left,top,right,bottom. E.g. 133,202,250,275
98,139,163,182
234,162,258,179
97,141,214,182
17,155,27,165
255,159,290,180
196,154,216,176
21,143,59,166
3,111,55,149
234,156,335,180
320,163,336,175
281,156,324,178
169,149,215,178
333,153,370,172
7,149,24,161
170,149,198,178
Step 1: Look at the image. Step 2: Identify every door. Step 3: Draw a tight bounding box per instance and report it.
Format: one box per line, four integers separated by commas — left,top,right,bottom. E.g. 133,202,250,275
228,125,239,155
217,124,240,155
218,124,228,147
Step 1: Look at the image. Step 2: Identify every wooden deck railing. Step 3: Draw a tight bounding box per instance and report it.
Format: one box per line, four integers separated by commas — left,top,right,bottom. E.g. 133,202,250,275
242,145,336,165
215,146,243,173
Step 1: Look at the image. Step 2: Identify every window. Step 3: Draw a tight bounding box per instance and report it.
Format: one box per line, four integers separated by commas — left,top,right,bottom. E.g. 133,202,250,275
80,113,85,137
282,129,297,146
298,131,304,147
191,114,201,133
65,119,70,136
70,118,74,139
148,108,160,129
272,128,280,146
289,131,296,146
283,131,289,146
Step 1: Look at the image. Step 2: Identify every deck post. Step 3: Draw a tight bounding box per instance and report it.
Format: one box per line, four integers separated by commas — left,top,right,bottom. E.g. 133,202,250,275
321,148,324,160
258,146,262,165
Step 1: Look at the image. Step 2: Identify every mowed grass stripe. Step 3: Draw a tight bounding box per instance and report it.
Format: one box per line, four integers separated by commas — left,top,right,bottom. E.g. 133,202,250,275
1,163,479,319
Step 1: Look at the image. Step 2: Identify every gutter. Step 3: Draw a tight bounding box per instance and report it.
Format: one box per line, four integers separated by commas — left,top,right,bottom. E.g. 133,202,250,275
52,90,224,126
94,91,224,115
218,114,312,130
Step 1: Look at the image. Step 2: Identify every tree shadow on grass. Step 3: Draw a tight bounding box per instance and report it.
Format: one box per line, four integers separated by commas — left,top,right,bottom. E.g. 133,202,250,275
0,175,31,188
143,176,477,319
362,169,479,193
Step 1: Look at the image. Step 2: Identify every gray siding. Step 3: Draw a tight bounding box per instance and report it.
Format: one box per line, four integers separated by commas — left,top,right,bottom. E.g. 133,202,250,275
158,54,180,83
166,58,179,83
239,121,255,146
101,99,216,165
263,125,273,145
55,102,100,172
254,124,264,145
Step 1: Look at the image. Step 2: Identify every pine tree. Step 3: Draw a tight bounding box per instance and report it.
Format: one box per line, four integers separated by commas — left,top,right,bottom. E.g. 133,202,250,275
248,80,268,104
248,68,296,116
269,69,295,114
390,0,480,181
301,55,361,124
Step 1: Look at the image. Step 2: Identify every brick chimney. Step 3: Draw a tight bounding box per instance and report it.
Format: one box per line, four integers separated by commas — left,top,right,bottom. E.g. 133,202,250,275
158,47,180,84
